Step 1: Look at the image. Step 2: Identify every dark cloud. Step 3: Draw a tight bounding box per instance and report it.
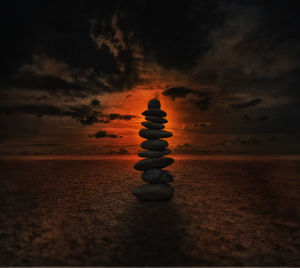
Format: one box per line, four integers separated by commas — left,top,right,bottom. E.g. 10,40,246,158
163,86,212,110
231,98,262,109
173,143,223,154
268,136,277,142
212,140,227,147
36,95,49,101
193,122,210,127
90,99,100,106
243,114,252,122
162,87,210,100
258,115,268,121
241,114,269,122
118,0,225,71
1,0,300,154
90,131,119,138
3,1,300,97
212,136,280,147
1,73,89,97
0,104,136,125
1,1,141,96
108,113,136,121
240,137,262,145
162,87,194,100
0,104,99,125
191,97,212,111
6,143,61,147
173,143,194,154
106,147,130,155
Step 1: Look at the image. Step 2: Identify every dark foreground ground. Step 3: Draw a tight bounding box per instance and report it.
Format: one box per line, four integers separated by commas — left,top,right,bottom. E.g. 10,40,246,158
0,156,299,266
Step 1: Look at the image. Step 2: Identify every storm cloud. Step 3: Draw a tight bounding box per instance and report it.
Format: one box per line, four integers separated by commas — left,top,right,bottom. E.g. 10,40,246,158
162,87,194,100
1,0,300,154
90,131,119,139
231,99,263,109
0,103,136,125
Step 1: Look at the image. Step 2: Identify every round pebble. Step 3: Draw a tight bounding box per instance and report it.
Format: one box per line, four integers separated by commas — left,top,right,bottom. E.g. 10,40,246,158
141,121,165,129
148,99,161,109
141,139,168,150
134,157,174,171
138,149,171,158
142,109,167,117
146,116,168,124
139,129,173,139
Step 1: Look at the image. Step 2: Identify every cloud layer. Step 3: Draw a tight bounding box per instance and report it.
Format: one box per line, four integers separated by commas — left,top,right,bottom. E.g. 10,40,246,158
1,0,300,154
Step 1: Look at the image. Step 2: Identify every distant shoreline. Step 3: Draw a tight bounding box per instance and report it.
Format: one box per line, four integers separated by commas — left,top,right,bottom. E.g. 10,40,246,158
1,154,300,160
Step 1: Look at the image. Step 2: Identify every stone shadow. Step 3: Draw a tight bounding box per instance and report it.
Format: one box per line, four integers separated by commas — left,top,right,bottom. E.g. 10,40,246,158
111,200,192,266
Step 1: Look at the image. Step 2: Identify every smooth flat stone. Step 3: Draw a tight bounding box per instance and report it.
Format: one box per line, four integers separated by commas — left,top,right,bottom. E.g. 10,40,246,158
142,169,174,183
138,149,171,158
142,109,167,117
160,170,174,183
133,184,174,201
141,139,168,150
148,99,161,109
139,129,173,139
141,121,165,129
146,116,168,124
134,157,174,171
142,168,163,183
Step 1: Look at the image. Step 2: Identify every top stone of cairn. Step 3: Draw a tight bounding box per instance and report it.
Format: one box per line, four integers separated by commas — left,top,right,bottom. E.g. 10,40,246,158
148,98,161,109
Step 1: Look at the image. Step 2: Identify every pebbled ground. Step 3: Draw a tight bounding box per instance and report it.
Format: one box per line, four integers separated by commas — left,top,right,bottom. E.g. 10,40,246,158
0,157,299,266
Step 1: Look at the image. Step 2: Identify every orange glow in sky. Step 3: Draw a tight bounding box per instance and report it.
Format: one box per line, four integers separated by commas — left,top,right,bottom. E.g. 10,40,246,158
84,88,183,153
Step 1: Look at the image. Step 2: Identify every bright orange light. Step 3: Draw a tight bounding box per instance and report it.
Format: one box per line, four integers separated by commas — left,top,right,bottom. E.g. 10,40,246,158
85,88,183,153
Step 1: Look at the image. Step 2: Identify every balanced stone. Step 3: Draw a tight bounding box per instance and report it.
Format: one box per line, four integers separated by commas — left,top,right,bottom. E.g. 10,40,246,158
134,157,174,171
146,116,168,124
148,99,161,109
141,139,168,150
142,109,167,117
138,148,171,158
133,184,174,201
139,129,173,139
142,169,174,183
141,121,165,129
133,98,174,201
142,168,162,183
160,170,173,183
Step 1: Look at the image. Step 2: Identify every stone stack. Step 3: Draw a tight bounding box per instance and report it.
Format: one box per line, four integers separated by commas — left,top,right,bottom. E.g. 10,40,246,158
133,99,174,201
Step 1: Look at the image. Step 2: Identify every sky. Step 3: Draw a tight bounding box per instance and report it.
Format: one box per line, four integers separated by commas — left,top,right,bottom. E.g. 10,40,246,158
1,0,300,155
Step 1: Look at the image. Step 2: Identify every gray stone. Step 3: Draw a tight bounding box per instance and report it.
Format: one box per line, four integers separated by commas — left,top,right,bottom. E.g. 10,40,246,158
145,116,168,124
141,121,165,129
138,149,171,158
139,129,173,139
142,168,163,183
141,139,168,150
134,157,174,171
160,170,174,183
148,99,161,109
142,109,167,117
141,169,174,183
133,184,174,201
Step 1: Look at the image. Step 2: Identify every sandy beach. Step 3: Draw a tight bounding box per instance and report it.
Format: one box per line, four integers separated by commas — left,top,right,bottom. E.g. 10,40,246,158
0,156,299,266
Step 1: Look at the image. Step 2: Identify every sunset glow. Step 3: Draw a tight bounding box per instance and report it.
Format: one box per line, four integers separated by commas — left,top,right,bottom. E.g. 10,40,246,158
1,1,300,267
1,1,300,156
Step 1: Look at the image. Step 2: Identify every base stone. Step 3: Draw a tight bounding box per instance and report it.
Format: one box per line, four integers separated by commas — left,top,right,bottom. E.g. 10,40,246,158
133,184,174,201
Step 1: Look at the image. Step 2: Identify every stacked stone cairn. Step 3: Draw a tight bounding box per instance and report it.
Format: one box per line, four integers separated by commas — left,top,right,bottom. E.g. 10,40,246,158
133,99,174,201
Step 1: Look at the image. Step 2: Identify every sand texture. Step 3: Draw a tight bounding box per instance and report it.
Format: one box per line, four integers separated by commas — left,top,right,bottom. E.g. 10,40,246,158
0,157,299,266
